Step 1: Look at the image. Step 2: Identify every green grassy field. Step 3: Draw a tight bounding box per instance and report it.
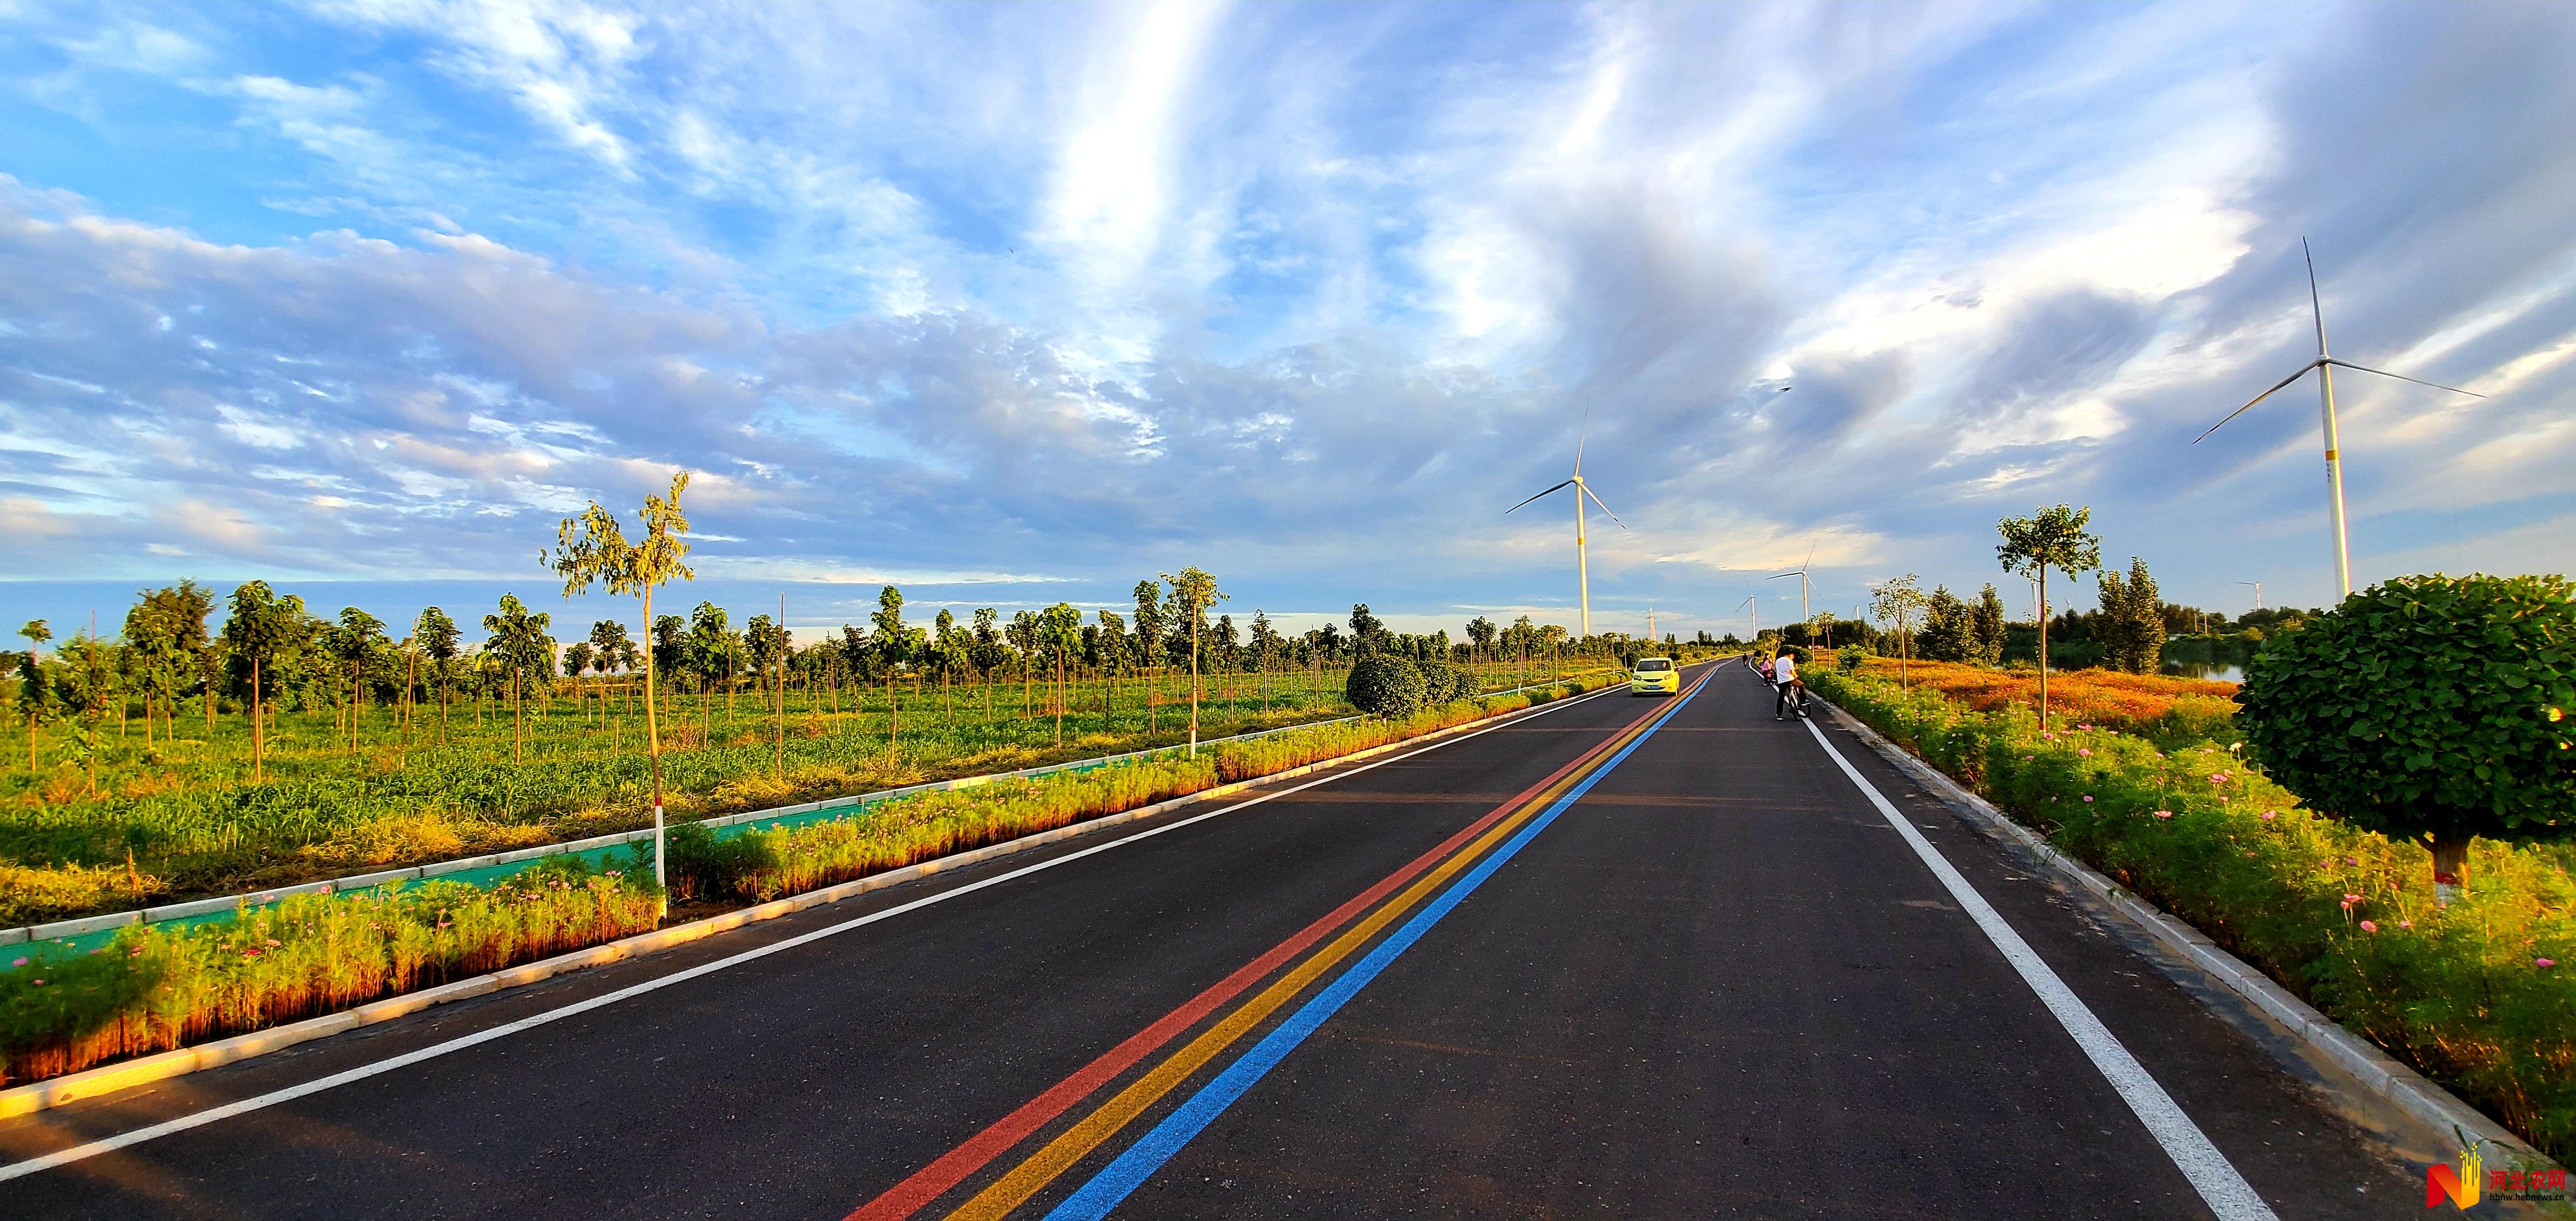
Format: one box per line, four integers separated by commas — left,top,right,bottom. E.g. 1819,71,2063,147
0,660,1585,926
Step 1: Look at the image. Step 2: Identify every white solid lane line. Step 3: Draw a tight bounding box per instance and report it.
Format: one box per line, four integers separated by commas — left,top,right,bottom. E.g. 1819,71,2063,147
0,682,1632,1183
1799,713,2281,1221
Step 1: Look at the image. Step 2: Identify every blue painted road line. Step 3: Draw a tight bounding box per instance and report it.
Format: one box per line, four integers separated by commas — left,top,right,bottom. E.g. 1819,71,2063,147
1042,673,1708,1221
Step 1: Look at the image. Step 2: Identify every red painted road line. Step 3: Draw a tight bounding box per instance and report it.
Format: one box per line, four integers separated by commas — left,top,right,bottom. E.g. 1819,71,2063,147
845,688,1681,1221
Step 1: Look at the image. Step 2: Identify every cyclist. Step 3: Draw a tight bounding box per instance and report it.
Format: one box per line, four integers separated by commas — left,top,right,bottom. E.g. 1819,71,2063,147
1772,649,1803,720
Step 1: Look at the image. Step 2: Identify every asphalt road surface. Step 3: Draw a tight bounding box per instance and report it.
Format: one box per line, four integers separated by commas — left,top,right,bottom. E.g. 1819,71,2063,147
1,660,2437,1218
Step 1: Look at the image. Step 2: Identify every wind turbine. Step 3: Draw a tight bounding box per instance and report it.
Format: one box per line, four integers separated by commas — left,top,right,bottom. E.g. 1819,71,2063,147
1768,543,1815,633
1507,422,1626,637
1737,594,1758,642
2194,239,2483,598
2237,580,2263,610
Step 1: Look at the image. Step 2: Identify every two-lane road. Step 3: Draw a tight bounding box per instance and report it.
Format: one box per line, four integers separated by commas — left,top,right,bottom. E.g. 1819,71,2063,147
1,661,2427,1218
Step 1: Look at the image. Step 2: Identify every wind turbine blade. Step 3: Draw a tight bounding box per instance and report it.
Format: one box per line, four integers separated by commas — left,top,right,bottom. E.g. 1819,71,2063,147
2304,237,2328,356
1766,571,1799,581
1582,482,1626,528
2322,358,2485,399
2191,360,2324,444
1802,542,1815,572
1505,479,1575,514
1574,411,1588,476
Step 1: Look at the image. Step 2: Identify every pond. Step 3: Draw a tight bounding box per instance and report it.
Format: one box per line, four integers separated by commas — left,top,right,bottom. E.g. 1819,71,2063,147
2161,661,2244,683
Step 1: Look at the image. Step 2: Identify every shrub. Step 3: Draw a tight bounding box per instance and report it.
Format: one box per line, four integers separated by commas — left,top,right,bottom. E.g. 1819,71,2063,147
2238,573,2576,902
1346,655,1427,718
1810,664,2576,1160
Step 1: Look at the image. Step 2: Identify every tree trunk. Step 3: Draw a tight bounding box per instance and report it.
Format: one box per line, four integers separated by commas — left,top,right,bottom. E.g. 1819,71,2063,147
251,656,264,783
2429,831,2471,907
2037,567,2051,730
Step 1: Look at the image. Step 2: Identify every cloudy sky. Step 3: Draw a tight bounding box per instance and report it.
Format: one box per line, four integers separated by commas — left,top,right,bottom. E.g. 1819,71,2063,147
3,1,2572,641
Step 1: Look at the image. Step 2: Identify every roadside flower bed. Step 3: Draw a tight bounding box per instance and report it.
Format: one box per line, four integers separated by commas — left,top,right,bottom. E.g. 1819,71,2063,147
1810,661,2576,1161
0,680,1598,1088
1850,657,2238,744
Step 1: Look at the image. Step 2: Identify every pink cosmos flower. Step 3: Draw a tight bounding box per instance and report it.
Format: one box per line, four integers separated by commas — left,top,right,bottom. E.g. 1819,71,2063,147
2154,810,2174,818
2540,959,2558,969
2260,811,2278,821
9,957,23,967
2340,898,2353,910
2359,920,2379,933
2078,748,2093,758
2400,920,2414,929
2343,893,2362,903
2345,857,2360,866
2082,795,2094,803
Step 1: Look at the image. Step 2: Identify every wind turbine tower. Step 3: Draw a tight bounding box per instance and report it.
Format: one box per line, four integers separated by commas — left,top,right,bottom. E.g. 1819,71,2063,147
1768,544,1816,632
1507,424,1626,637
2237,580,2263,610
2195,240,2482,598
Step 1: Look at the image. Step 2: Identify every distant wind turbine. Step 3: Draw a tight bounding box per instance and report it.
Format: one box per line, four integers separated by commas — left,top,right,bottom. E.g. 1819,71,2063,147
2194,239,2483,598
1507,418,1626,637
1768,543,1816,629
2237,580,2263,610
1737,594,1758,641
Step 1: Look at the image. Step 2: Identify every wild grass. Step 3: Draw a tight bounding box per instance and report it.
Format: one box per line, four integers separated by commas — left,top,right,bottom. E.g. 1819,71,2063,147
0,677,1601,1086
1810,661,2576,1161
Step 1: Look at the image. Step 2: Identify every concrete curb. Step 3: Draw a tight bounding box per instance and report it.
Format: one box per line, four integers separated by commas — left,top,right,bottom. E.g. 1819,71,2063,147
0,679,1617,1120
1814,697,2555,1169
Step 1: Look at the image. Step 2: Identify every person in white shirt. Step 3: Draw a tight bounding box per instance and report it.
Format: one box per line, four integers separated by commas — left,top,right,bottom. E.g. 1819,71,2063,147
1771,651,1801,719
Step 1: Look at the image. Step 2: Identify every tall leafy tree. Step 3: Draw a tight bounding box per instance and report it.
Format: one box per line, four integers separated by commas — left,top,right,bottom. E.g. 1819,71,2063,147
124,581,211,745
2094,557,2165,674
1916,586,1975,662
415,607,461,745
1348,603,1384,654
1996,504,2101,728
686,601,733,735
1161,566,1226,756
1249,609,1281,709
1970,584,2008,667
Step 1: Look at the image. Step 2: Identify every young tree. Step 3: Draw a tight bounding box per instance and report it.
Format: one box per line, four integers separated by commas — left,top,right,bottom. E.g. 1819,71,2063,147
13,619,48,774
2238,574,2575,906
416,607,460,745
326,607,389,756
1249,609,1282,709
1039,601,1084,746
547,470,695,907
481,595,552,764
1870,575,1928,689
1996,504,2102,728
1091,609,1128,730
221,582,311,782
970,608,1005,721
746,612,789,778
871,586,918,761
1162,567,1227,756
1970,584,2008,667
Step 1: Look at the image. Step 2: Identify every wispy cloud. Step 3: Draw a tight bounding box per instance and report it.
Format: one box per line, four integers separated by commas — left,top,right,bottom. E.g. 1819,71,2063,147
1,1,2572,638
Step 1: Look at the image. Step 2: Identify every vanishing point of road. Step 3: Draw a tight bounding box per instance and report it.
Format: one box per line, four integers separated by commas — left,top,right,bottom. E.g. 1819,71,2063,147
1,661,2436,1218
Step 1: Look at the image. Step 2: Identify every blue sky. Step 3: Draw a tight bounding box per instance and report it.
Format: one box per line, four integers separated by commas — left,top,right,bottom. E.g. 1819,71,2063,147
3,1,2573,643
